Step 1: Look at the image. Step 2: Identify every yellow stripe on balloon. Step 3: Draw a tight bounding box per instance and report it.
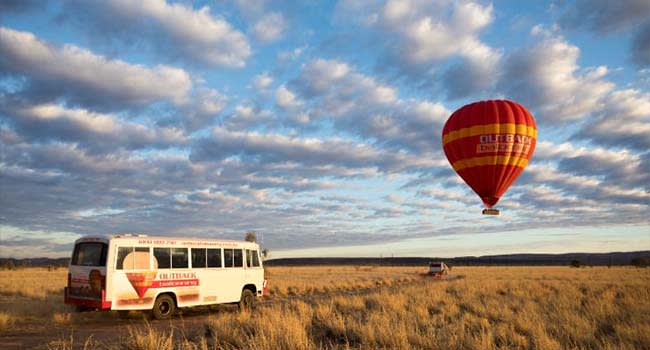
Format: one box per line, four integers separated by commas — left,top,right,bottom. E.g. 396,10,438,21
452,155,530,172
442,123,537,145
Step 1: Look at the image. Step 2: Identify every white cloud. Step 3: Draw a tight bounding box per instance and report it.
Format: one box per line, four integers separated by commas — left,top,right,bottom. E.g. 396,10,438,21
276,85,303,110
336,0,500,97
223,104,272,129
293,58,449,152
253,12,287,43
7,103,186,151
381,0,494,63
559,0,650,34
69,0,251,67
0,27,192,107
534,140,647,186
191,127,436,173
253,73,273,91
577,89,650,150
499,29,614,122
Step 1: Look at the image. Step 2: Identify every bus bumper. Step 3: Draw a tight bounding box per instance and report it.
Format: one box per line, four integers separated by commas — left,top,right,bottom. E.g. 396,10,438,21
64,287,112,310
262,279,269,296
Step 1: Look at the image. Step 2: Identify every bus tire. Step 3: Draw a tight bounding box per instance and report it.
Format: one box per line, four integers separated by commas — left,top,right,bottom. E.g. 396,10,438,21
152,294,176,320
239,289,255,311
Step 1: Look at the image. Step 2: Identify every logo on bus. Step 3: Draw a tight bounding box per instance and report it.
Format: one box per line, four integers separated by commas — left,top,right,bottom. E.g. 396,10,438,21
126,271,199,299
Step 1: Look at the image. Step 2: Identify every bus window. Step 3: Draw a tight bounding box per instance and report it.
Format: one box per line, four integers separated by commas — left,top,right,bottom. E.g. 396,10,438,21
117,247,150,270
172,248,188,268
72,242,107,266
154,248,171,269
116,247,132,270
233,249,243,267
252,250,260,267
191,248,206,268
207,248,222,268
224,249,234,268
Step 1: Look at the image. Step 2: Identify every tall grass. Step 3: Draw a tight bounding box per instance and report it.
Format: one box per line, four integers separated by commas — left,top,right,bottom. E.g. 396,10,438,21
266,265,422,297
1,266,649,349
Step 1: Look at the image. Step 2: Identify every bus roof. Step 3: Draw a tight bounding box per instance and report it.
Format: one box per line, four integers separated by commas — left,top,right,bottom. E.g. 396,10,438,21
75,234,259,247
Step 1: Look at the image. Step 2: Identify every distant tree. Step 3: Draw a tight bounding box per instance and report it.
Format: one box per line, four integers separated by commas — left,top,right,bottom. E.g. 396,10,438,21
570,259,582,268
245,231,257,242
262,248,269,259
631,257,650,267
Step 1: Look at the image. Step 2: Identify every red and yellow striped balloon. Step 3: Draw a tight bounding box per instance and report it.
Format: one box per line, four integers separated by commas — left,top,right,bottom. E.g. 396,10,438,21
442,100,537,209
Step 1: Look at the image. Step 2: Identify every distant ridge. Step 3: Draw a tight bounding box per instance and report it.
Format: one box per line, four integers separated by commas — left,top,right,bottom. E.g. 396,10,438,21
1,251,649,268
265,251,650,267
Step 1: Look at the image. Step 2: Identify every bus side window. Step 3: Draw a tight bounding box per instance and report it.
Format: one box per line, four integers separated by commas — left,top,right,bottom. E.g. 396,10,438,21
233,249,243,268
172,248,188,268
224,249,234,268
252,250,260,267
191,248,206,268
207,248,222,268
131,247,150,270
116,247,133,270
245,249,251,268
154,248,171,269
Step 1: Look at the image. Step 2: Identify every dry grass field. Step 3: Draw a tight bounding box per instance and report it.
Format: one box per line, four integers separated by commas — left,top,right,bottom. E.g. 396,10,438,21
1,266,649,349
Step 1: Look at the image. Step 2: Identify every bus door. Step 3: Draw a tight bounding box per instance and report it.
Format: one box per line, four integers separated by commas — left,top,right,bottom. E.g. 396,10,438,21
113,246,156,309
65,241,108,308
220,248,245,302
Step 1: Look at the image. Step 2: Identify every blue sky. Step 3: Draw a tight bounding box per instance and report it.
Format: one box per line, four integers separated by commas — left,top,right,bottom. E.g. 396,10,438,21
1,0,648,259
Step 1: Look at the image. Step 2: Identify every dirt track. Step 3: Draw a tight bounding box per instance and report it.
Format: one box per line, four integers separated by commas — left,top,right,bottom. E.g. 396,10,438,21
1,275,461,349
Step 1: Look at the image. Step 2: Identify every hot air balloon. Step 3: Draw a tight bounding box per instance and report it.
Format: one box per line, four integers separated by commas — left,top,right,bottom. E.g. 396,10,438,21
441,100,537,215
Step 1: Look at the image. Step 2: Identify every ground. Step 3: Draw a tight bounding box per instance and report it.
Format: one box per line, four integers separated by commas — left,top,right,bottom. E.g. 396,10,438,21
1,266,649,349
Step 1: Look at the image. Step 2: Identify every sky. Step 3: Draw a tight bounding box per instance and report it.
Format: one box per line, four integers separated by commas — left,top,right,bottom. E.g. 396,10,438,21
0,0,649,259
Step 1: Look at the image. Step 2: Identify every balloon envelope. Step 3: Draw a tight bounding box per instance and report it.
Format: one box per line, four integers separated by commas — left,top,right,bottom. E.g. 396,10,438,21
442,100,537,208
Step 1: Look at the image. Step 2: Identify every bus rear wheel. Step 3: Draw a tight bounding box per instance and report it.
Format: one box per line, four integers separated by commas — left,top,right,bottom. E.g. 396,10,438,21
239,289,255,311
152,294,176,320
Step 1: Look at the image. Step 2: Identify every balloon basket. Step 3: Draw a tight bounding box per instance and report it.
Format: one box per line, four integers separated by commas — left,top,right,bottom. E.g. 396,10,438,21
482,208,500,215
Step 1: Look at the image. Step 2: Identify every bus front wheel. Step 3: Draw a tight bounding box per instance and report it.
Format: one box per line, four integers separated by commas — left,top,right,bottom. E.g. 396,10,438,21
152,294,176,320
239,289,255,311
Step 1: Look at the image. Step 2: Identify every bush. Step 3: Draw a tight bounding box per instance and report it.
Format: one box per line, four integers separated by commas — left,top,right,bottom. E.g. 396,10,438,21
631,257,650,267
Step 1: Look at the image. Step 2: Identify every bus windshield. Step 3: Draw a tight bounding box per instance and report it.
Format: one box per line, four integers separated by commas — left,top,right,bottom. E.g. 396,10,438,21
71,242,107,266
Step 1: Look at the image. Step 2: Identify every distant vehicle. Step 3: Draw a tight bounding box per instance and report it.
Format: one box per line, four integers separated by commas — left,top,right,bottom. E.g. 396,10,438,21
427,261,449,278
64,234,267,319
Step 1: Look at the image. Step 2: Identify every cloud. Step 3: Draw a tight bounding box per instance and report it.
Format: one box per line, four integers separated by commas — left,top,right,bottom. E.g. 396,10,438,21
0,27,192,109
558,0,650,69
559,0,650,34
442,40,502,99
61,0,251,67
631,21,650,68
575,89,650,151
498,28,613,122
233,0,288,43
0,0,41,14
275,85,303,110
418,187,474,206
253,73,274,92
336,0,500,98
166,88,227,131
1,101,187,152
292,58,449,152
380,0,493,63
221,104,273,129
294,58,397,114
190,127,435,173
253,12,287,43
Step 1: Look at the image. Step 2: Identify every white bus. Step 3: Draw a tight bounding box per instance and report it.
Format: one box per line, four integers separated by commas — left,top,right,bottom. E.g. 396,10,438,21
64,234,267,319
